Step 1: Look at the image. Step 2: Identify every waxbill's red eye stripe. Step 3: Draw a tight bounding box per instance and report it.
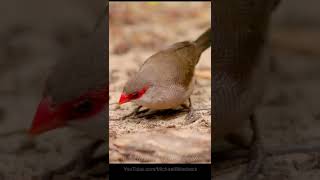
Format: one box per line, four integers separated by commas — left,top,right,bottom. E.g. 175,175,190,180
118,86,148,104
118,28,211,110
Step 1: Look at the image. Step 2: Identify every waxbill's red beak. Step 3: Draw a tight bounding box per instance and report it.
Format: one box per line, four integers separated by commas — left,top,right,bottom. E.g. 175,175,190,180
118,93,129,105
29,97,64,135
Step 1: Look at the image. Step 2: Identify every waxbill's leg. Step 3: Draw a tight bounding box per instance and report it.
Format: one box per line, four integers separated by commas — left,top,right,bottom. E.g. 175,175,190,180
122,99,209,124
122,98,200,122
237,114,266,180
184,98,201,124
121,94,201,120
121,105,150,120
212,114,266,180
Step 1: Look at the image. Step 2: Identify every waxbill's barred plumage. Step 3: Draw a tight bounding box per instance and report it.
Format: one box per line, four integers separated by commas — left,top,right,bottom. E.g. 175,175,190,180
29,12,108,140
119,28,211,114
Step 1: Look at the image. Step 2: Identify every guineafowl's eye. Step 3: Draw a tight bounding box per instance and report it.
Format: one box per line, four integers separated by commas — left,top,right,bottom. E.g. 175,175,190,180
73,99,92,114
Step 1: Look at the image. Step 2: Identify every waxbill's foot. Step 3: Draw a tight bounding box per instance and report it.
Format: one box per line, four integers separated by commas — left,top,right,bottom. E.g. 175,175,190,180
237,114,266,180
212,114,266,179
184,98,201,124
41,140,105,180
138,108,188,119
121,106,150,120
121,98,201,123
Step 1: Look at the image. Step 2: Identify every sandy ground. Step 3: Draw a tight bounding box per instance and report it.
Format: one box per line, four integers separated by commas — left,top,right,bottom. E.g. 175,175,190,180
0,1,107,179
213,0,320,179
108,2,211,163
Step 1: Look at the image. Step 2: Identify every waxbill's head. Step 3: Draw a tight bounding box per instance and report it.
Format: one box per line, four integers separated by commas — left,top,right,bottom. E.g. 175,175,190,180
29,17,108,139
118,75,150,105
30,87,108,135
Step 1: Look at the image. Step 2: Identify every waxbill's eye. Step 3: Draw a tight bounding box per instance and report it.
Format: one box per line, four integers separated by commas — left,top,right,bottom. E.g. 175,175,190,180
131,92,139,99
73,99,93,114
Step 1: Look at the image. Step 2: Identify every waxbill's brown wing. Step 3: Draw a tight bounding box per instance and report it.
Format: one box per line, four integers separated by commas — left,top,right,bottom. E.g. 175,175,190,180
29,12,108,140
119,28,211,112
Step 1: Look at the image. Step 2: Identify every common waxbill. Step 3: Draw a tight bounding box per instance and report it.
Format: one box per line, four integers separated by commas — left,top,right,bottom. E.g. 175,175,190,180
29,14,108,140
118,28,211,115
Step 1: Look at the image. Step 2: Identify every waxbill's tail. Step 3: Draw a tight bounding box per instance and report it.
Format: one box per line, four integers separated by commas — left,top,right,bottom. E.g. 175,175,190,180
194,28,211,54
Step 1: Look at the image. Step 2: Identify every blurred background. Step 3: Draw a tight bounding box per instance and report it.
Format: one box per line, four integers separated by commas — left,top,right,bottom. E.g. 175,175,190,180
215,0,320,179
109,2,211,163
0,0,106,179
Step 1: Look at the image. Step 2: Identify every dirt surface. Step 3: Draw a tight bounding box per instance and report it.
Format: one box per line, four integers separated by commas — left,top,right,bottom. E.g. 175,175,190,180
213,0,320,179
108,2,211,163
